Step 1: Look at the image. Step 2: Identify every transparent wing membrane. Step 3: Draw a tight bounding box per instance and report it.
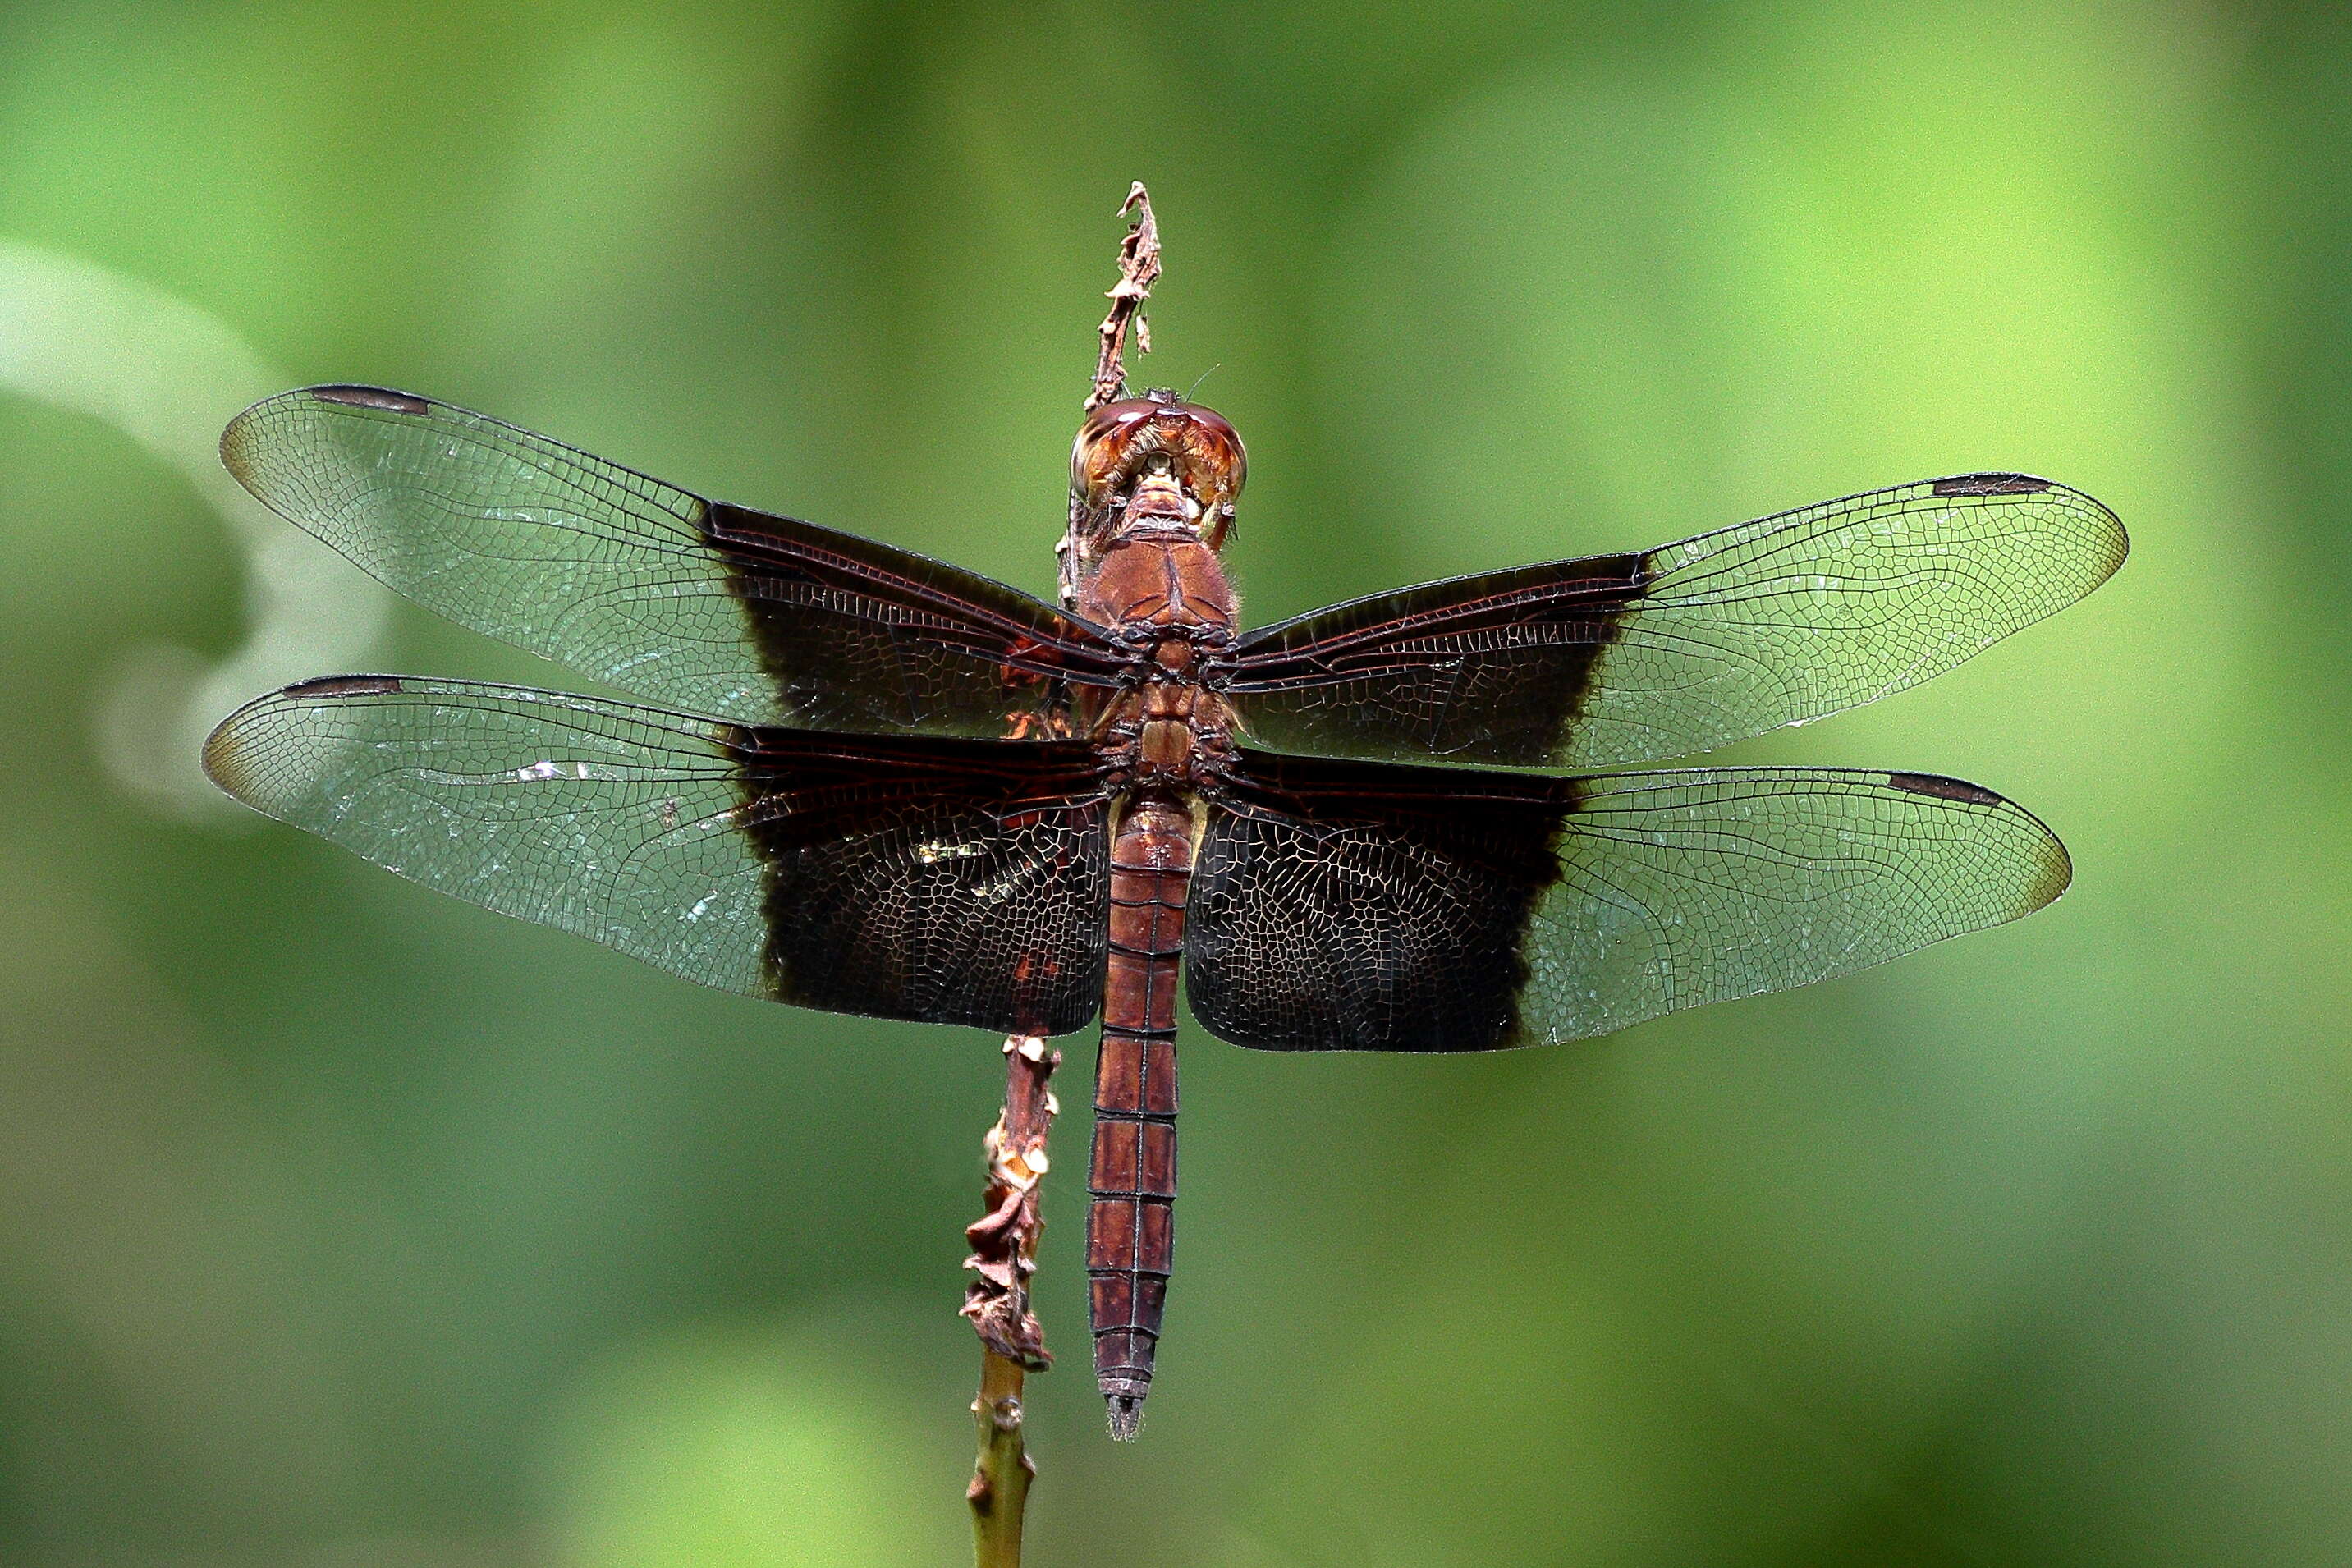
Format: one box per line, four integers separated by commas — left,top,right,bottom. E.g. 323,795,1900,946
1219,475,2126,768
222,387,1123,735
1187,752,2068,1051
204,677,1112,1034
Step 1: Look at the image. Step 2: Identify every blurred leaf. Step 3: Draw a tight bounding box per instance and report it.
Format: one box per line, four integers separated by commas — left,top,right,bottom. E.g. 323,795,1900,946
539,1315,956,1568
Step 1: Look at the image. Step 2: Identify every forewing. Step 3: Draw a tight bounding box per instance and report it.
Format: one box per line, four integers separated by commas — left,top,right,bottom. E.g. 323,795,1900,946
1186,750,2069,1051
221,386,1126,732
1217,475,2125,768
203,677,1110,1034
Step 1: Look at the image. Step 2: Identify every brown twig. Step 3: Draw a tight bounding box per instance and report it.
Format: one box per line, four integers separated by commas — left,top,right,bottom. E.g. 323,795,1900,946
1062,183,1162,605
965,1037,1059,1567
962,1036,1060,1366
1086,183,1161,413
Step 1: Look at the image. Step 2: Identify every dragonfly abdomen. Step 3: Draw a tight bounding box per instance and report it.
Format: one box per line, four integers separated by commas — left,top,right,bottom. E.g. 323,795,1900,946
1087,793,1190,1439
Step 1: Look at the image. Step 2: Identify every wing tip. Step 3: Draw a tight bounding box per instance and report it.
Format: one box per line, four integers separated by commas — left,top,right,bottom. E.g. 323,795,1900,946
1882,769,2074,915
221,384,440,482
198,713,252,803
1928,471,2131,585
2030,837,2076,913
199,695,277,805
201,675,412,808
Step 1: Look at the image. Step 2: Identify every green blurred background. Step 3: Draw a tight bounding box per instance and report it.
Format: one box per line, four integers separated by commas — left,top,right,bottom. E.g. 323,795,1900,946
2,2,2347,1563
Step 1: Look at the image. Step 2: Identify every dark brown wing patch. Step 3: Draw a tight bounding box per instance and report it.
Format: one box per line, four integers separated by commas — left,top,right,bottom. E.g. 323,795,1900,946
702,501,1128,739
1186,750,1579,1052
733,728,1113,1035
1214,556,1647,768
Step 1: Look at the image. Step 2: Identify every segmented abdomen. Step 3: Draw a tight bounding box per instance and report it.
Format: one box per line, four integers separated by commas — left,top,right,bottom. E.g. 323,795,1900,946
1086,794,1189,1437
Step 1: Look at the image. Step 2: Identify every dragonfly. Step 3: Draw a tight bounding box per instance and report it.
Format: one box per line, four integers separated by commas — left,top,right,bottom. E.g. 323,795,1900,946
203,383,2125,1437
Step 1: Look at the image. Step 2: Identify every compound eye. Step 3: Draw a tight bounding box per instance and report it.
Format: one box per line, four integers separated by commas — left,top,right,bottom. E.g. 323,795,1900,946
1171,402,1246,502
1071,399,1158,502
1070,397,1247,510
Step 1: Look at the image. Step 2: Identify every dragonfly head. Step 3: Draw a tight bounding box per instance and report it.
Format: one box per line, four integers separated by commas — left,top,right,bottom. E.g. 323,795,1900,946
1072,391,1245,549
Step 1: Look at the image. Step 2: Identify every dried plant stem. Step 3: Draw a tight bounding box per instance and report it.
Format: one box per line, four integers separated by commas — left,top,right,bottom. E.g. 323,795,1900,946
965,1038,1060,1567
1063,183,1163,604
1086,182,1162,413
969,1350,1034,1566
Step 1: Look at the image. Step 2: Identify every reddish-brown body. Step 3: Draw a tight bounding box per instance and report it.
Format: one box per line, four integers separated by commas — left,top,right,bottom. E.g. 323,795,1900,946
1067,395,1245,1435
1084,796,1185,1422
209,376,2123,1455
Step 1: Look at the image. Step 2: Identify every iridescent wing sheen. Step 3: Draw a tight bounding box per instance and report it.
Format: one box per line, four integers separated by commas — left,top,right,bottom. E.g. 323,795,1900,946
203,677,1111,1035
1214,475,2126,769
1185,749,2070,1052
221,386,1129,734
